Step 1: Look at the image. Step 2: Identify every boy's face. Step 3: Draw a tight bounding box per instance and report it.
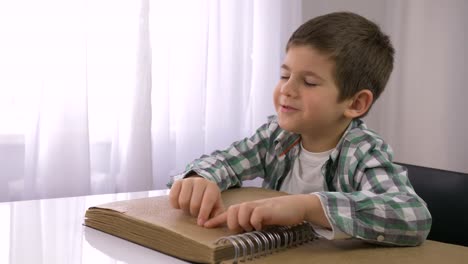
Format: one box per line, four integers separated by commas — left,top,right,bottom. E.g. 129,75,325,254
273,45,350,137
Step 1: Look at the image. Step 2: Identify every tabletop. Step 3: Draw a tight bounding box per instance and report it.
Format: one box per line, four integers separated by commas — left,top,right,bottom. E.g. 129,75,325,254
0,190,187,264
1,190,467,264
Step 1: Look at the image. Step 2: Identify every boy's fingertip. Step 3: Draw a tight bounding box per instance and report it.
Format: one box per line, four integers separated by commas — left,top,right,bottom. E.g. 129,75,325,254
197,217,205,226
204,219,216,228
253,222,262,231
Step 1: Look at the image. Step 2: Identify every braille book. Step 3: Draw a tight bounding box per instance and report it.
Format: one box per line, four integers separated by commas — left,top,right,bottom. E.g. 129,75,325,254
84,187,468,264
84,187,316,263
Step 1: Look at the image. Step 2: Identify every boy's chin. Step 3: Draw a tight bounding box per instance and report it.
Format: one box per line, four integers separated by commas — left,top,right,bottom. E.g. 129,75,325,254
277,120,300,133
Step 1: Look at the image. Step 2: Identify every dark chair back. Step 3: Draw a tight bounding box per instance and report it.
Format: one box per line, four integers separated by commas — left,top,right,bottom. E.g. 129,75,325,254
397,163,468,246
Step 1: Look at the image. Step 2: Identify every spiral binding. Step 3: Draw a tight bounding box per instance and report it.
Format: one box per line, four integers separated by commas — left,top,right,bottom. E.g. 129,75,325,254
215,222,316,263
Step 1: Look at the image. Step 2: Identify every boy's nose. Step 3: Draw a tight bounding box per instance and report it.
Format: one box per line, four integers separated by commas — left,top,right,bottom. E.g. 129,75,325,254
280,80,298,96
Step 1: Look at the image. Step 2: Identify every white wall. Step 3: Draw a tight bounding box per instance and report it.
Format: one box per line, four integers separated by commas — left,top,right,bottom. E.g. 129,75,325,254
302,0,468,173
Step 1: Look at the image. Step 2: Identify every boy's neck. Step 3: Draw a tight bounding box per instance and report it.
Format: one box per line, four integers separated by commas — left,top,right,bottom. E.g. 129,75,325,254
300,119,352,153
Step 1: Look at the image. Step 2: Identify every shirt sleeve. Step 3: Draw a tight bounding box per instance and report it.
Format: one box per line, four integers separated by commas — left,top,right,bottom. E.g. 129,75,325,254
167,120,274,191
315,135,432,246
311,193,351,240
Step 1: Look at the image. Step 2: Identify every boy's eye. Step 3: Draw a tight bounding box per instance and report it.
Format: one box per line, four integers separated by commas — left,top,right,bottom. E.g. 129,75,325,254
280,75,290,80
304,81,318,87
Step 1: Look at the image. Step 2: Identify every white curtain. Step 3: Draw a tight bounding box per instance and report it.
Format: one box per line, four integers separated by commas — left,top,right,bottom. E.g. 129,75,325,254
302,0,468,173
368,0,468,174
0,0,302,202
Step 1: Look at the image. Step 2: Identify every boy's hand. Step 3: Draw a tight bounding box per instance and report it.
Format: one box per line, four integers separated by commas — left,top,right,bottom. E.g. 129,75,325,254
169,176,225,226
203,194,330,232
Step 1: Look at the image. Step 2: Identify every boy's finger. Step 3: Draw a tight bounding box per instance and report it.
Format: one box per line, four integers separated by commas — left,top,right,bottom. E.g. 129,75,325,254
238,203,255,232
227,206,242,233
197,185,220,225
169,180,182,209
203,212,227,228
178,180,193,213
210,199,225,218
189,182,206,217
251,207,268,231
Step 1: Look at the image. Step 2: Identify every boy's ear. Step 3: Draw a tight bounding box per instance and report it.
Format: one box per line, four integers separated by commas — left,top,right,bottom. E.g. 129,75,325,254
344,89,374,119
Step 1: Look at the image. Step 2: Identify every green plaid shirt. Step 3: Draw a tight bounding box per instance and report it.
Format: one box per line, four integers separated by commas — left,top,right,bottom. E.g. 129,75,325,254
171,116,432,246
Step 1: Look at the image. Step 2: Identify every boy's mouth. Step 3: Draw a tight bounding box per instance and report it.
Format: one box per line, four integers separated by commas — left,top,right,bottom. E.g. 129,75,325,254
280,104,299,112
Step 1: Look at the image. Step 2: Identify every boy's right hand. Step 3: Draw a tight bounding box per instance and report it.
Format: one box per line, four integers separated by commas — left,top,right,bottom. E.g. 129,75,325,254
169,176,225,226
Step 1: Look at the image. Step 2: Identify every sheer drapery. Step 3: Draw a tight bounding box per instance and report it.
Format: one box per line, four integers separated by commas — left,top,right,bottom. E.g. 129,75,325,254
0,0,302,202
150,0,302,189
368,0,468,173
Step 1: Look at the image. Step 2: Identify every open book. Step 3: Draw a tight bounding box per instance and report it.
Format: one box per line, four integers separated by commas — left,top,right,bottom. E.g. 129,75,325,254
84,187,468,264
84,187,316,263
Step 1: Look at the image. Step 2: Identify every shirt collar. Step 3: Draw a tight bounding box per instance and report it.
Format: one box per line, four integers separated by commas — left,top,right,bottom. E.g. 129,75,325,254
329,119,362,162
274,118,365,160
269,115,301,157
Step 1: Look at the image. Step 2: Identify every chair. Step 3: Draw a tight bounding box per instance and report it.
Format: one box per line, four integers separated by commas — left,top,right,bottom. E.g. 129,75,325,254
397,163,468,247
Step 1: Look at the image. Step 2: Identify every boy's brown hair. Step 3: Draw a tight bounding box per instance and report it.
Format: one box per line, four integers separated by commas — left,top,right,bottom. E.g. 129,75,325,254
287,12,394,110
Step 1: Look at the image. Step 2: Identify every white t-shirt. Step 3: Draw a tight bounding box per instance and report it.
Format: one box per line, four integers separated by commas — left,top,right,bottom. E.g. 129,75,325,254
280,143,333,194
280,142,350,240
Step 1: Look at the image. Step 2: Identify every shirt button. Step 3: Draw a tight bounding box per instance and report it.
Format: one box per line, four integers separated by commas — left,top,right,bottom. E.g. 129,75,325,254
377,235,385,242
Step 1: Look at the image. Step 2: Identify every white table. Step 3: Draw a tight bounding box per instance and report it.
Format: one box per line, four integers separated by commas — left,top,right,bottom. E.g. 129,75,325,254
2,190,467,264
0,190,187,264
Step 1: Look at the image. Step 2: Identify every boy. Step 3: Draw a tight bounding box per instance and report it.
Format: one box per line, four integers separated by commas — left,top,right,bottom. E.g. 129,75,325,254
169,12,431,246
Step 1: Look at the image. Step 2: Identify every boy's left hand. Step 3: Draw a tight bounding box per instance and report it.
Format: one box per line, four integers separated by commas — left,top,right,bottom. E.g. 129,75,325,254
203,194,330,232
